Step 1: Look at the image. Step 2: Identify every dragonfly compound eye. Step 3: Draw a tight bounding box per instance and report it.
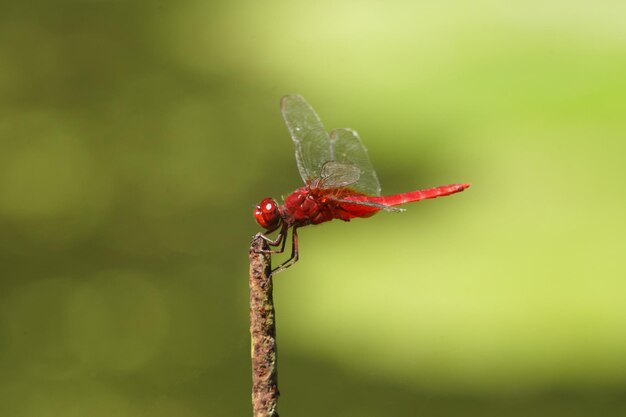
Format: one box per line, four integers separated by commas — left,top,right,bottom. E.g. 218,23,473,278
254,197,281,230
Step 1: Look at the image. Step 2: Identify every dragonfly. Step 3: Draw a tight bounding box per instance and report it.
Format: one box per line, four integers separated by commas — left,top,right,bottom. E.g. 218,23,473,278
254,95,469,274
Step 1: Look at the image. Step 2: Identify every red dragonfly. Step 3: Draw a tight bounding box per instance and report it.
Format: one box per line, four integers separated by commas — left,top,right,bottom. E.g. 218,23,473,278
254,95,469,274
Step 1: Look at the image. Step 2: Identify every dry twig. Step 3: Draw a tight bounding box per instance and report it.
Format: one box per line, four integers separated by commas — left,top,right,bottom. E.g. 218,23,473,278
248,235,279,417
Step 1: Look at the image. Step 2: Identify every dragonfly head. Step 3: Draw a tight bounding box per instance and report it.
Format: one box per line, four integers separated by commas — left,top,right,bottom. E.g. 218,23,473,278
254,197,282,231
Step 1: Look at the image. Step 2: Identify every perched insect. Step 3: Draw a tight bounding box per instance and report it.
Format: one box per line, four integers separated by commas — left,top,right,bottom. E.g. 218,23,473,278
254,95,469,273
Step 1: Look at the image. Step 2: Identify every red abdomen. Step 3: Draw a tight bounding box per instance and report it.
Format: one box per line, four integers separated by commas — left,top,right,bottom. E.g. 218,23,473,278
348,183,470,206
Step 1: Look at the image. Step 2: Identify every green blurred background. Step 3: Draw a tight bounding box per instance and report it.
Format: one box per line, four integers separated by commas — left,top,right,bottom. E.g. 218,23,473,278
1,1,625,416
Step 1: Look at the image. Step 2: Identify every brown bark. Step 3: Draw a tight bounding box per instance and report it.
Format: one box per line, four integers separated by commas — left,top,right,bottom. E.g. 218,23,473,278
248,235,279,417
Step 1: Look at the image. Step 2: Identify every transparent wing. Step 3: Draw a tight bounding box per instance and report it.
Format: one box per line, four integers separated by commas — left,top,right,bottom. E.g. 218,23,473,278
328,128,381,196
319,161,361,189
281,95,330,183
280,95,382,195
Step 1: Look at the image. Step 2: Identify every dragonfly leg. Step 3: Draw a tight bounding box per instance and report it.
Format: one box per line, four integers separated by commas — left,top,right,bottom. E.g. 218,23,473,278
271,227,299,275
255,224,288,254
